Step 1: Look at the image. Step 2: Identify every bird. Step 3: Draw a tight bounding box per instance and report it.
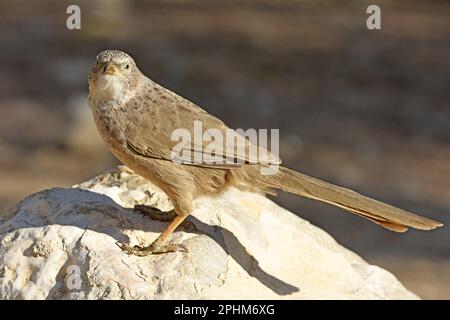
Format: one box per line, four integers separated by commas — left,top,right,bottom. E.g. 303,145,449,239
87,49,443,256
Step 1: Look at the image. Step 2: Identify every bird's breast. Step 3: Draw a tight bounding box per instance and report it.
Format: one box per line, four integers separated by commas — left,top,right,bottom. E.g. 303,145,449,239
91,103,127,155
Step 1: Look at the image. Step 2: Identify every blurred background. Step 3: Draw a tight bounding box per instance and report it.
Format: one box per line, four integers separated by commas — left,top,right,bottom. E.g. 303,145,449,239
0,0,449,299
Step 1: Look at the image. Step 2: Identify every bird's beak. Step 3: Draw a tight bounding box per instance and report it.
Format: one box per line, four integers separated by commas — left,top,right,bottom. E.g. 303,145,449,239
101,61,117,75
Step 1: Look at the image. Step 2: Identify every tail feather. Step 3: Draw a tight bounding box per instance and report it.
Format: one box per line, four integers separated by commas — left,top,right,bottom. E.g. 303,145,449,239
272,167,443,232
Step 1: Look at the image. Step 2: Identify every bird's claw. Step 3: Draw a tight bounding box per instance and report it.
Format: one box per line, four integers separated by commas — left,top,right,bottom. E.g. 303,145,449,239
116,241,188,256
132,205,176,222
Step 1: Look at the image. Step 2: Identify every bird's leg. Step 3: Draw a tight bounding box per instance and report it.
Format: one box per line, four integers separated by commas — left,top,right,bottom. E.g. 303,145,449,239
117,213,189,256
133,204,177,222
133,205,196,231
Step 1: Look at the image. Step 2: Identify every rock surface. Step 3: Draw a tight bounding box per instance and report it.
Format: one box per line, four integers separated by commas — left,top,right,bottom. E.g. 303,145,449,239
0,166,417,299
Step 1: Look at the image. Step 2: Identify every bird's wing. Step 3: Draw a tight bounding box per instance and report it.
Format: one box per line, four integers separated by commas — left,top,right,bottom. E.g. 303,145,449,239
125,84,281,169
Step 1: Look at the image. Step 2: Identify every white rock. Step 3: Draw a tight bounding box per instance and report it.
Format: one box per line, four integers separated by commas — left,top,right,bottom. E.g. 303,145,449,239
0,166,417,299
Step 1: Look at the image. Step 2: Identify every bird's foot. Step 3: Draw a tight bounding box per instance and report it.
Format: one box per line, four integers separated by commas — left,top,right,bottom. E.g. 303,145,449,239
116,238,188,256
133,205,176,222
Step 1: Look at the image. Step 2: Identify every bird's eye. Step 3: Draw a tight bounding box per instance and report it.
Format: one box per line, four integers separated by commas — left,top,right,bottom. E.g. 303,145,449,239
96,61,99,66
125,64,129,69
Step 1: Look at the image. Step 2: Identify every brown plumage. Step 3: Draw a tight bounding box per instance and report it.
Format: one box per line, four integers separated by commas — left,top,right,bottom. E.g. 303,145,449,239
88,50,443,255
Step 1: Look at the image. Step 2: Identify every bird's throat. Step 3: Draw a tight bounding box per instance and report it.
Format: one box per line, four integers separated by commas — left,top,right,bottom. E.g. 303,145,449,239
90,74,129,105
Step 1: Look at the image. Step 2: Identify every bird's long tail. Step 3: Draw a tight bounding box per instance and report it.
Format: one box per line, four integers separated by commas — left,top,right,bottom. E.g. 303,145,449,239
267,167,443,232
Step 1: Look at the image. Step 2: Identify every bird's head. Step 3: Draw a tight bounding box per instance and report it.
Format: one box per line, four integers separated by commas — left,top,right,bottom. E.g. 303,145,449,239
88,50,142,102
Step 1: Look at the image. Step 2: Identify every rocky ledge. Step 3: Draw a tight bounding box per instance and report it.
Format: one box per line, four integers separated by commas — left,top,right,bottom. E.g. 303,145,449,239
0,166,417,299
